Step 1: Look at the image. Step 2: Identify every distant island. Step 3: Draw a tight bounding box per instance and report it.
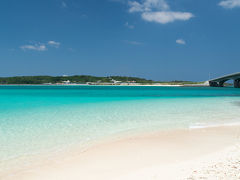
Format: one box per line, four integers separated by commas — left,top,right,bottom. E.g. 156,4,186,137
0,75,205,86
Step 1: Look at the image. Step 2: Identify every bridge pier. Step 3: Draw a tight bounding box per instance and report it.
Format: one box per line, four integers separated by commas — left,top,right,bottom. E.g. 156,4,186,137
234,79,240,88
209,81,218,87
218,81,225,87
209,81,225,87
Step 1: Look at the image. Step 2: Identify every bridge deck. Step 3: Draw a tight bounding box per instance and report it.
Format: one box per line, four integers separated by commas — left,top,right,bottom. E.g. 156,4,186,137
209,72,240,82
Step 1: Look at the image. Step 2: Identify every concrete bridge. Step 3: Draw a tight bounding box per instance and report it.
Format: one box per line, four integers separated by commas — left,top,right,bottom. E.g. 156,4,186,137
209,72,240,88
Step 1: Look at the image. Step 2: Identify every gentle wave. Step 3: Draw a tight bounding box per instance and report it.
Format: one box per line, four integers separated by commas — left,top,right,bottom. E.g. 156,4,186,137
189,122,240,129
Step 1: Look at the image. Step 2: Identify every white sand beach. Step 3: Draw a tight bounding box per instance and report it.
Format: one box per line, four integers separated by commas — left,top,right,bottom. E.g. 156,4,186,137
2,125,240,180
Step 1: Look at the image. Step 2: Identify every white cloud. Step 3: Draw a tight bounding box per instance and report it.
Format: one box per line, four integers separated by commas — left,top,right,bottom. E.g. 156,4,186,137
125,22,135,29
129,0,169,12
129,1,144,12
128,0,193,24
20,44,47,51
219,0,240,8
48,41,61,48
176,39,186,45
20,40,61,51
143,0,169,11
142,11,193,24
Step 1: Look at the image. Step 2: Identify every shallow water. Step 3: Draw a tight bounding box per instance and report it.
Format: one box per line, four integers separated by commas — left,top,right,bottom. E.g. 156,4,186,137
0,85,240,164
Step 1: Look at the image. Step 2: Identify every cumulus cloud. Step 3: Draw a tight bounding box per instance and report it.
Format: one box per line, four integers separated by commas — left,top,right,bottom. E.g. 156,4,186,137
176,39,186,45
142,11,193,24
48,41,61,48
128,0,193,24
20,44,47,51
219,0,240,8
143,0,169,11
129,1,143,12
20,40,61,51
129,0,169,12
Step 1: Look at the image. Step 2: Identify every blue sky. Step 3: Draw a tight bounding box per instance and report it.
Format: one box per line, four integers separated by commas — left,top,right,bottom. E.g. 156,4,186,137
0,0,240,81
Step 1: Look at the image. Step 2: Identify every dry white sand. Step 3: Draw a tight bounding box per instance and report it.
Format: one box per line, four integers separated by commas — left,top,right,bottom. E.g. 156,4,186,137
2,126,240,180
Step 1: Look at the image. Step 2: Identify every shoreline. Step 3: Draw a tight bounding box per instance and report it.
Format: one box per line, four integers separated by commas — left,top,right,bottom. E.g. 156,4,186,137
0,84,184,87
2,125,240,180
0,84,210,87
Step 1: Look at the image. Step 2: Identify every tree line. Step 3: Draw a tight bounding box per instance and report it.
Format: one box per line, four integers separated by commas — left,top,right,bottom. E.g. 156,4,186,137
0,75,154,84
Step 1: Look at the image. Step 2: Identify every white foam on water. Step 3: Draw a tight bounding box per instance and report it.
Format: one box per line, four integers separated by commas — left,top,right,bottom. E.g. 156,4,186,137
189,121,240,129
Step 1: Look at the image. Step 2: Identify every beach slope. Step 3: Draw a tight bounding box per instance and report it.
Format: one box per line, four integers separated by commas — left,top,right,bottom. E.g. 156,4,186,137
3,126,240,180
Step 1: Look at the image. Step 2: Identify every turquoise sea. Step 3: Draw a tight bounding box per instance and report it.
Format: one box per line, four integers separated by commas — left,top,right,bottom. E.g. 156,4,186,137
0,85,240,168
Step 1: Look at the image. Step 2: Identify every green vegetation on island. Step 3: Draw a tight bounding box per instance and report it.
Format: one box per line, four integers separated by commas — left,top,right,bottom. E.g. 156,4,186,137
0,75,207,85
0,75,154,84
